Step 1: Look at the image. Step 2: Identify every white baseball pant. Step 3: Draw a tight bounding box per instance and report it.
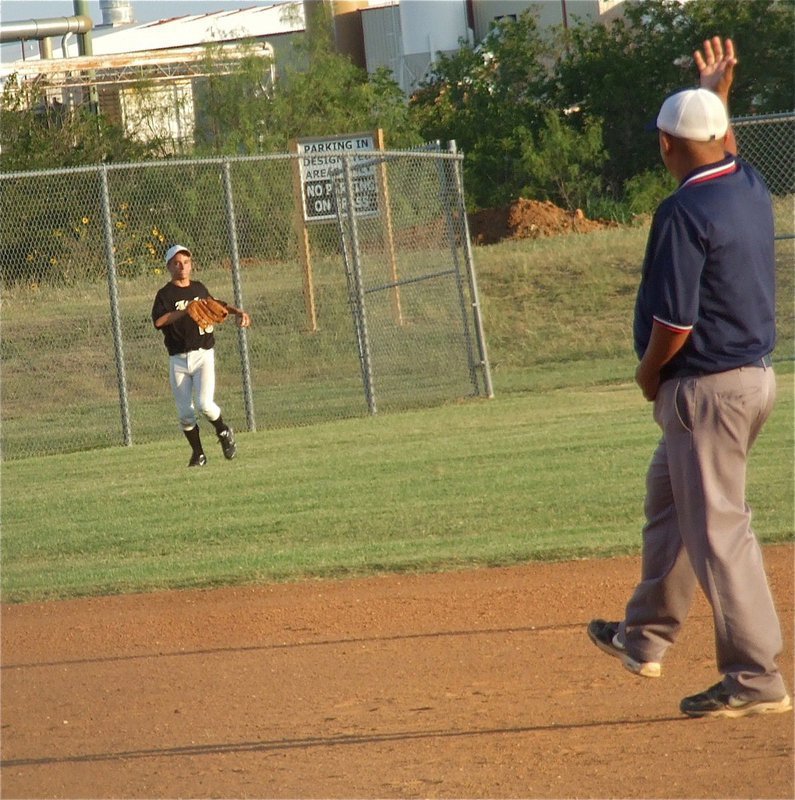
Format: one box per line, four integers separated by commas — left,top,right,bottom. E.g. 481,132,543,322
169,348,222,431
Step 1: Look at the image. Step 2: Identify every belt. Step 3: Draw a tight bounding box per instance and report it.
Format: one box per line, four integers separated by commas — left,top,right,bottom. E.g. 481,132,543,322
748,353,773,369
663,353,772,381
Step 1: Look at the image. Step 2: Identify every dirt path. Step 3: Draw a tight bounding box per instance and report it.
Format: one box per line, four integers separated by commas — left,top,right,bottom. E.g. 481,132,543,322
2,545,792,799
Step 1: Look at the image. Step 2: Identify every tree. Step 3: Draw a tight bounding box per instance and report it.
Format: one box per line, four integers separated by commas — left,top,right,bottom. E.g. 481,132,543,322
684,0,794,113
194,35,420,155
261,49,419,149
192,46,278,154
409,10,552,209
518,110,606,211
552,1,694,193
0,74,153,171
552,0,795,192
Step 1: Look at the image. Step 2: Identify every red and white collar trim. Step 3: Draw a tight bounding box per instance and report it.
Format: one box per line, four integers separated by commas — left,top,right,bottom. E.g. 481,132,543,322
680,158,738,188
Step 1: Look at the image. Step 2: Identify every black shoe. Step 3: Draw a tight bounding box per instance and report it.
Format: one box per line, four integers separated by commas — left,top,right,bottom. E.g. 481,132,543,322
587,619,661,678
188,452,207,467
680,681,793,719
218,427,237,460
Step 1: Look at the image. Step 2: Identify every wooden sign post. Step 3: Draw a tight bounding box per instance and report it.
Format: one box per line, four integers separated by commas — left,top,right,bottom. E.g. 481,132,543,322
292,129,402,330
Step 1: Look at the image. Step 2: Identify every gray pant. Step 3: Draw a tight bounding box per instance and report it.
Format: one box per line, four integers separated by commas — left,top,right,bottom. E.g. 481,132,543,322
619,364,787,701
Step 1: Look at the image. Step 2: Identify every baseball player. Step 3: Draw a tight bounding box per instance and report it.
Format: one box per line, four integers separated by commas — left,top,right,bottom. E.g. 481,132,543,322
587,38,791,718
152,244,251,467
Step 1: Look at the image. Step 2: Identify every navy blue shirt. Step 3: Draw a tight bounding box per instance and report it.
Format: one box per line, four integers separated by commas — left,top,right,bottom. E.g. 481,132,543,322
633,155,776,379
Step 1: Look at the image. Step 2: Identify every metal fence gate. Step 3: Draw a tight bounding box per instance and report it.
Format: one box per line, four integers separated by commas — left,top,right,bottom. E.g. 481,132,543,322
332,146,491,417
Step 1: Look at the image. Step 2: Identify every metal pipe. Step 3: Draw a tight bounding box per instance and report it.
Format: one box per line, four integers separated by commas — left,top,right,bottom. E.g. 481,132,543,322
72,0,99,111
0,16,93,43
72,1,93,57
99,0,134,27
61,31,75,58
438,143,481,397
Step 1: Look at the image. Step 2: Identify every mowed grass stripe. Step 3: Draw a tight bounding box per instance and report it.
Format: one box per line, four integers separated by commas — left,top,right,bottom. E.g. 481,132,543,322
2,373,791,602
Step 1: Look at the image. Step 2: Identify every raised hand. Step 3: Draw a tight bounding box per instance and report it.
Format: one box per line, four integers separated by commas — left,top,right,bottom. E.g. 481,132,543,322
694,37,737,101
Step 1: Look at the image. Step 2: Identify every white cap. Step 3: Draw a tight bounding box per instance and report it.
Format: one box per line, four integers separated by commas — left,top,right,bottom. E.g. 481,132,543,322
164,244,191,265
656,89,729,142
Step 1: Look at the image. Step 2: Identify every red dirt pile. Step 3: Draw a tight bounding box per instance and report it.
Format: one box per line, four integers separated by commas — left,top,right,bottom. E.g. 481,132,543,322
468,197,613,245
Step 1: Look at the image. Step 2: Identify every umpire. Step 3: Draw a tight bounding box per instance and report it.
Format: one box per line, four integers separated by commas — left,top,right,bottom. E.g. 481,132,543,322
587,38,791,718
152,244,251,467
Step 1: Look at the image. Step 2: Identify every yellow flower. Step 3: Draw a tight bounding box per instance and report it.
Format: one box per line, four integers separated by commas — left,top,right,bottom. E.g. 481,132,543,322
115,221,125,229
151,227,159,236
49,257,58,265
154,268,162,275
81,216,89,225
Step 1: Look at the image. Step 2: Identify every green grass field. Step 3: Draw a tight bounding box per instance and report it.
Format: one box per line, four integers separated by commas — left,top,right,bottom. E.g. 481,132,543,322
2,367,792,603
2,225,793,603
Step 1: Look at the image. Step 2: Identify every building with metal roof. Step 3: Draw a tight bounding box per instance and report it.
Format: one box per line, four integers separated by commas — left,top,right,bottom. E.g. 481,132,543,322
0,0,626,151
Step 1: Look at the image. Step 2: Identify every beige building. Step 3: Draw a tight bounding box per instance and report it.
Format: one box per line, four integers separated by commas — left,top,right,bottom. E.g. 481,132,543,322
469,0,625,38
358,0,626,95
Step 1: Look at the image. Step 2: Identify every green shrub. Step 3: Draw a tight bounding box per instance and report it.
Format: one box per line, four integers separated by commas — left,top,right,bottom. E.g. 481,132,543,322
623,169,677,215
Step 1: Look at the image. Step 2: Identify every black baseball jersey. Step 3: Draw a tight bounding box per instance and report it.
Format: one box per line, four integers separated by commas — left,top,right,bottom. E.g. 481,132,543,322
152,280,216,355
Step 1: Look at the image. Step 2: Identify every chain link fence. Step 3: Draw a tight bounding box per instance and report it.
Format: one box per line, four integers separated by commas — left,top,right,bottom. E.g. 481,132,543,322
330,144,491,416
1,147,492,460
1,113,791,460
734,112,795,238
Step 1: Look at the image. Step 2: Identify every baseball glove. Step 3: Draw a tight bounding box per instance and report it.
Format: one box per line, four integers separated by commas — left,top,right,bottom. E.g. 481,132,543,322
186,296,229,327
204,296,229,323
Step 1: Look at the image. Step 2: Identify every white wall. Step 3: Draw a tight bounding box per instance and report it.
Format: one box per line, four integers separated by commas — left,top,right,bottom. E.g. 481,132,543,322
398,0,469,56
361,0,470,95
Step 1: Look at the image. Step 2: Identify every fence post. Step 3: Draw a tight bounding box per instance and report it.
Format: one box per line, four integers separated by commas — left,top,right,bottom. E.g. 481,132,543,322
342,155,377,415
289,144,319,332
375,128,404,325
221,159,256,433
437,145,481,396
449,142,494,399
100,165,133,445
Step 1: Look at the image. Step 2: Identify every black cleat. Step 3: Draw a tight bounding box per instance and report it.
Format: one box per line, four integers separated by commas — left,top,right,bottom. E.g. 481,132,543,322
218,427,237,460
680,682,792,719
188,452,207,467
587,619,661,678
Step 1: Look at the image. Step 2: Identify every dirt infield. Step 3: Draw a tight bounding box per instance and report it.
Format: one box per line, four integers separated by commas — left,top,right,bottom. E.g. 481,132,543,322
2,545,792,799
